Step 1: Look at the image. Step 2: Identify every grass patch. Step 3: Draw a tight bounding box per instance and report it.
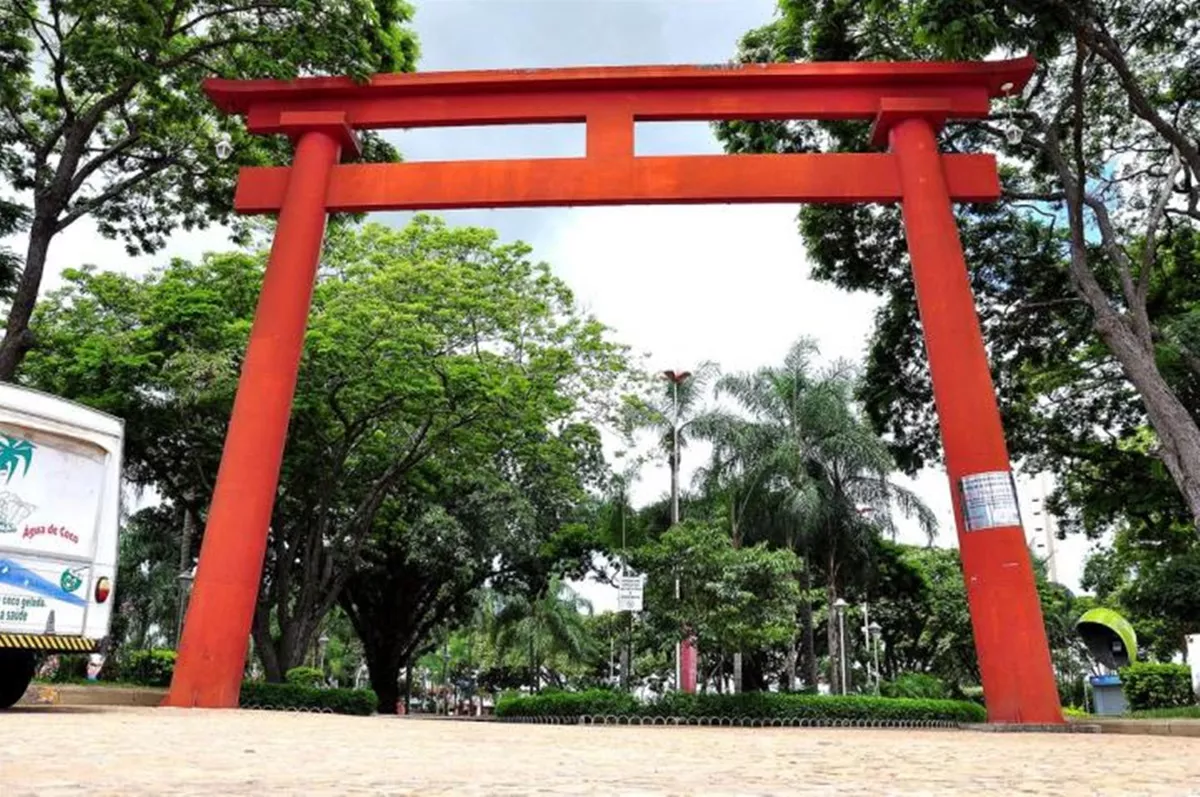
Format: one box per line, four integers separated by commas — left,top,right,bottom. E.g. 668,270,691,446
1128,705,1200,719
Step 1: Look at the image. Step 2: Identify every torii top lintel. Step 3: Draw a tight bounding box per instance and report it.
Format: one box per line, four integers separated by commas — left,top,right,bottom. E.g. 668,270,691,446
207,57,1033,214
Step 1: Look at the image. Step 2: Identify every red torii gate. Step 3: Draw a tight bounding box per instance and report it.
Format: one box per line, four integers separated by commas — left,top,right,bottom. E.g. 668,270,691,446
164,56,1063,724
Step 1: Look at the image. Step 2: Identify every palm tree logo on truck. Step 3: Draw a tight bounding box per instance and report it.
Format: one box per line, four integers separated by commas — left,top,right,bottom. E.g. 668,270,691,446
0,435,35,483
0,435,37,535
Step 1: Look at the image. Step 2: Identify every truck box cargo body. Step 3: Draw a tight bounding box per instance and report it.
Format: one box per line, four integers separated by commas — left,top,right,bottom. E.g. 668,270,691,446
0,384,123,707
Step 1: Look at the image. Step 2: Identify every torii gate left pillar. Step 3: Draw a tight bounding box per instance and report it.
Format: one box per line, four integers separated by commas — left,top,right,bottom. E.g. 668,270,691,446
164,58,1063,724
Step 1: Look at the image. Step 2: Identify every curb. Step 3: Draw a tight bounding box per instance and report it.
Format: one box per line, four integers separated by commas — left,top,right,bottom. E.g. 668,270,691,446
961,722,1100,733
1079,718,1200,738
18,684,167,707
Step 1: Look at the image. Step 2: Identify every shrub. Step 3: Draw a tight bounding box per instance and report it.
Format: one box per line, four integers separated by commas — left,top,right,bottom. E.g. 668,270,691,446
880,673,949,700
1120,662,1195,710
285,666,326,688
494,688,638,718
123,649,177,687
958,686,985,706
494,690,985,724
42,654,89,683
239,682,376,716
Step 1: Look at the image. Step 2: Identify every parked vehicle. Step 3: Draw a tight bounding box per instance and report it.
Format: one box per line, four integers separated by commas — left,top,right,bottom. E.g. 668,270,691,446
0,384,123,708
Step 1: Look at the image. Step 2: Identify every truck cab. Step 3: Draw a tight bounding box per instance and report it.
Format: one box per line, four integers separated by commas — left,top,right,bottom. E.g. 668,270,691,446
0,384,123,708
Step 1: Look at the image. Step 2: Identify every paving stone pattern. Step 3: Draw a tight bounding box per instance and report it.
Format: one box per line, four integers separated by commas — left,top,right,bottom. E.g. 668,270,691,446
1,707,1198,795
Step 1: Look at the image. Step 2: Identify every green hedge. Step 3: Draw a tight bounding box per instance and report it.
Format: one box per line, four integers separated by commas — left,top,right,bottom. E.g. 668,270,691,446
285,666,326,688
495,688,639,718
239,682,377,716
1120,662,1195,710
123,649,177,687
880,673,949,700
494,689,985,724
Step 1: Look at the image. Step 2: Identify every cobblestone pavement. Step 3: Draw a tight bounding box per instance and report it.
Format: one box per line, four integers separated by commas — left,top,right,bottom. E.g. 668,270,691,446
2,707,1199,796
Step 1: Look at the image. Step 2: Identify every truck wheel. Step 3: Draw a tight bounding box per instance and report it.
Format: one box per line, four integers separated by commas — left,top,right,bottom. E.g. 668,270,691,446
0,649,36,709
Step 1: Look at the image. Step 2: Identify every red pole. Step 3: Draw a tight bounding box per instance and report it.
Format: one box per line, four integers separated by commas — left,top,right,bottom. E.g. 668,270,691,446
680,638,697,693
164,129,342,708
889,117,1062,724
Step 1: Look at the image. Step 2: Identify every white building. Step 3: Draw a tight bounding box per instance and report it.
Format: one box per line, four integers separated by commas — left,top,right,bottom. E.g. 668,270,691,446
1015,470,1060,584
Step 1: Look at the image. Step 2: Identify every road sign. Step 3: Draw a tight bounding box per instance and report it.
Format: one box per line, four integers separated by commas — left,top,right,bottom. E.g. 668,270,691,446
617,574,645,612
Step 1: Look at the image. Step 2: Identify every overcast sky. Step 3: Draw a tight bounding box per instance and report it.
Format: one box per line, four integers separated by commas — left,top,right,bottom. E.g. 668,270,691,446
7,0,1092,601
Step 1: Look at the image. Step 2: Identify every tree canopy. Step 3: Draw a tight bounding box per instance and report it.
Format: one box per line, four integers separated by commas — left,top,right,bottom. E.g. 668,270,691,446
719,0,1200,543
24,217,633,698
0,0,419,378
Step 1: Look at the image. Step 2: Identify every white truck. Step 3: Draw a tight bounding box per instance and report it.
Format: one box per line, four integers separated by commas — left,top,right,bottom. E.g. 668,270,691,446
0,383,123,708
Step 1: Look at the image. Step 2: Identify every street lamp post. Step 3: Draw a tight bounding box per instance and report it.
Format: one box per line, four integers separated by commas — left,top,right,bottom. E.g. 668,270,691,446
833,597,848,694
442,639,451,715
859,602,871,690
868,621,883,695
316,632,330,676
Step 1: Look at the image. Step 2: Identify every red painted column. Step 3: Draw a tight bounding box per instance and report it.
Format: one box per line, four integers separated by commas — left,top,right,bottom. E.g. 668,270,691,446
164,129,342,708
889,117,1062,724
680,638,697,693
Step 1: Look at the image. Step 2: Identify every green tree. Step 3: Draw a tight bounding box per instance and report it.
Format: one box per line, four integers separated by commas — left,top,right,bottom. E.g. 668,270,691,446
340,420,609,713
111,504,189,653
704,339,935,693
24,250,263,582
0,0,418,378
491,576,596,693
630,521,801,689
1125,550,1200,659
720,0,1200,539
1081,520,1199,661
23,217,632,684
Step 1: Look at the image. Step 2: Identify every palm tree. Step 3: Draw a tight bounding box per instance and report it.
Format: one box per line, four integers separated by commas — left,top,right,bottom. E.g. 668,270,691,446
703,339,935,693
621,361,718,691
491,576,596,692
620,362,719,523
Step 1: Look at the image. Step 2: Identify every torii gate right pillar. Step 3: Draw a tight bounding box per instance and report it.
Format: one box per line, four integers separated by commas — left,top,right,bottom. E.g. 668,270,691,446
880,109,1062,724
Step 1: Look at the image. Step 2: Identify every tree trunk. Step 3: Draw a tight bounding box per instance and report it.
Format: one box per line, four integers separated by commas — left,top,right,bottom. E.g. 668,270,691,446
731,527,742,693
742,650,768,692
251,606,284,683
173,503,196,647
366,652,402,715
1094,313,1200,538
0,211,56,380
358,621,407,715
826,581,841,695
798,561,818,689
